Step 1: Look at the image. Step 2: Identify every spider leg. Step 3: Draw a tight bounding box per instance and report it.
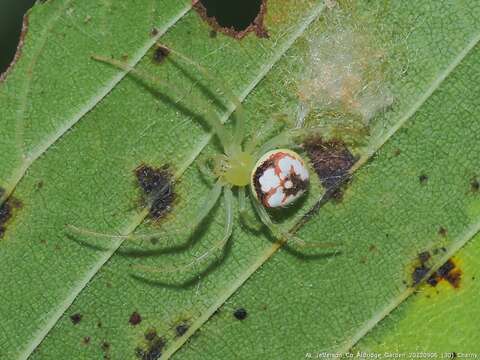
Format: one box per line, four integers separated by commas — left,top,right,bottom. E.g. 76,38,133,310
160,44,247,152
243,117,278,154
238,186,262,231
91,55,232,151
196,154,214,179
67,181,223,244
249,187,337,249
134,185,234,274
255,124,369,156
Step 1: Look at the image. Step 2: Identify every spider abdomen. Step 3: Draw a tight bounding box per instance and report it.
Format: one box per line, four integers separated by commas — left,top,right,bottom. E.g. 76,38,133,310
251,149,309,208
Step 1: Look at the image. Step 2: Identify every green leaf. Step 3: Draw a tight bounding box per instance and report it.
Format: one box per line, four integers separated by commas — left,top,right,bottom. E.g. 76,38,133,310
354,232,480,353
0,0,326,358
0,1,479,360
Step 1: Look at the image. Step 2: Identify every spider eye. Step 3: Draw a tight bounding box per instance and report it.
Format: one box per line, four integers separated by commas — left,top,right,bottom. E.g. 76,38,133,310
251,149,309,208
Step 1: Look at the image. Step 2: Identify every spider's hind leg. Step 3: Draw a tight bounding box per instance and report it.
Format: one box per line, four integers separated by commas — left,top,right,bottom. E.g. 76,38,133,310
249,188,338,249
134,185,234,274
67,181,223,246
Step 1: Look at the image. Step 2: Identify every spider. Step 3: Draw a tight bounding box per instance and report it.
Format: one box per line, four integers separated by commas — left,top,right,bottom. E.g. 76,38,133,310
68,43,337,274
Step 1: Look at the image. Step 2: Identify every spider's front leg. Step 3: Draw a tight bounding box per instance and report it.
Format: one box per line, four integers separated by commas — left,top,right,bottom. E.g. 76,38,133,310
238,187,263,232
134,185,234,274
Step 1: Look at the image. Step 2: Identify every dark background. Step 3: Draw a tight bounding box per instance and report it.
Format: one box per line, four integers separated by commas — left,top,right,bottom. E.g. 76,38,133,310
0,0,36,73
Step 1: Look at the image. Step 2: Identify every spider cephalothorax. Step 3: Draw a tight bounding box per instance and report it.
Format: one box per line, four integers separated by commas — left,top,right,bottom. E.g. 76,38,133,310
213,151,255,187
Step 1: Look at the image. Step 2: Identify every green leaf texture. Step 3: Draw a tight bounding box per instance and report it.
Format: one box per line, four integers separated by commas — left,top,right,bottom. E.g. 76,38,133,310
0,0,479,359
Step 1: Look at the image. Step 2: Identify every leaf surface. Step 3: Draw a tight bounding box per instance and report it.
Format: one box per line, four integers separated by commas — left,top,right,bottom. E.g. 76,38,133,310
0,1,479,359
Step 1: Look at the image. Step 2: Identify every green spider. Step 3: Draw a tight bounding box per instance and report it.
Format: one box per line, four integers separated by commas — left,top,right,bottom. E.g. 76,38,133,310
68,44,336,274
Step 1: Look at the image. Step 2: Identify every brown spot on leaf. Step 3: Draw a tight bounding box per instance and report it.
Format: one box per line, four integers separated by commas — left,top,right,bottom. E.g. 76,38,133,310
0,13,29,83
193,0,268,39
152,45,170,64
427,258,462,288
438,226,448,237
411,251,433,286
129,311,142,326
471,177,479,193
135,164,175,220
233,308,248,320
418,251,431,264
70,313,82,325
303,137,357,191
175,323,189,337
411,250,462,289
136,330,166,360
0,189,23,239
412,264,430,286
419,174,428,185
144,329,157,341
82,336,91,345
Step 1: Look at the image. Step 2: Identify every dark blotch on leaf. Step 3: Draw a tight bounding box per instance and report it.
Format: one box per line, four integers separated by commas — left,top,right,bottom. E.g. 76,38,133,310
129,311,142,326
412,264,430,286
438,226,448,237
82,336,91,345
471,177,479,193
137,331,166,360
144,329,157,341
152,46,170,64
418,251,431,264
193,0,268,39
303,137,357,191
135,164,175,220
175,323,189,337
233,308,248,320
412,250,462,289
428,259,462,288
412,251,432,285
419,174,429,184
70,313,82,325
0,188,22,239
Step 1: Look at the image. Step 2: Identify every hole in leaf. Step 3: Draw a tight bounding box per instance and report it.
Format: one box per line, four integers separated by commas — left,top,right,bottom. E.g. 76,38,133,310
194,0,268,39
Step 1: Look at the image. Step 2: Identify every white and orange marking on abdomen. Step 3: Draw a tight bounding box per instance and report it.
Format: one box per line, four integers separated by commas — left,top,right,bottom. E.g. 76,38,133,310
251,149,309,208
